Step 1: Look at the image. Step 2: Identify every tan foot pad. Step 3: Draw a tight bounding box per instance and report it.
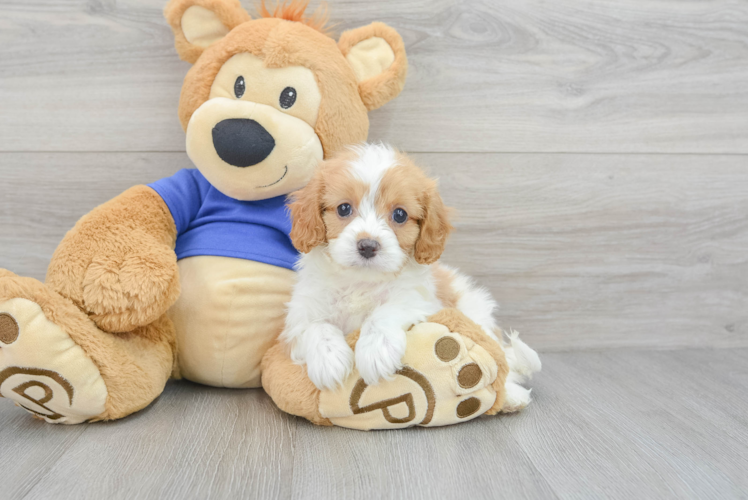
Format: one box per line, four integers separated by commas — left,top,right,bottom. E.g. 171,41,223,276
0,298,107,424
319,322,500,430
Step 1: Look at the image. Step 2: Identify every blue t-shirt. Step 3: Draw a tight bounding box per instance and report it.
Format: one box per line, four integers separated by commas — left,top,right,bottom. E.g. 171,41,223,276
148,169,298,270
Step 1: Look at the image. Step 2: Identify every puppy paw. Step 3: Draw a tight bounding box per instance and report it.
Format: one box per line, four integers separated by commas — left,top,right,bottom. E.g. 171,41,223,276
304,325,353,391
501,381,532,413
355,327,407,386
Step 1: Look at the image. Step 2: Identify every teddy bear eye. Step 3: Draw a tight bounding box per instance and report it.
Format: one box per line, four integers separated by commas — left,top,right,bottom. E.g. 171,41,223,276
234,76,245,99
392,208,408,224
337,203,352,217
279,87,297,109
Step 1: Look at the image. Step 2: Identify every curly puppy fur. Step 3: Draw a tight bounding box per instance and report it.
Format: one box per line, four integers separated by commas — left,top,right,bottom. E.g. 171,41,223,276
281,144,540,408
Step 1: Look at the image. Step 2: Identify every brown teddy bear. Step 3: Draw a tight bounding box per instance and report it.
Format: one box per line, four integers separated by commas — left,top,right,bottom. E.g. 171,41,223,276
0,0,517,428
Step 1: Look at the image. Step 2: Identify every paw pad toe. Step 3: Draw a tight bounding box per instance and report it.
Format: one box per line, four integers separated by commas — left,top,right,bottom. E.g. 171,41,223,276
456,397,481,418
0,313,19,345
434,336,460,362
457,363,482,389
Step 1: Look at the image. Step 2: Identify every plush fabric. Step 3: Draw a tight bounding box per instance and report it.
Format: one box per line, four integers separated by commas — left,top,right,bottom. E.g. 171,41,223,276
177,17,372,157
175,15,408,156
183,93,324,201
0,273,174,422
164,0,251,64
0,297,109,424
257,0,331,36
338,22,408,111
345,37,395,84
170,255,295,388
428,309,510,414
261,337,331,426
261,309,509,430
149,169,299,269
181,6,231,49
208,52,322,126
0,0,412,425
45,185,180,334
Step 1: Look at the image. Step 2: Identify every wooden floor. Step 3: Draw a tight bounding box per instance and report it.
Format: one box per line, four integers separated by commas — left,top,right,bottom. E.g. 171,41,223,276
2,348,746,499
1,0,747,498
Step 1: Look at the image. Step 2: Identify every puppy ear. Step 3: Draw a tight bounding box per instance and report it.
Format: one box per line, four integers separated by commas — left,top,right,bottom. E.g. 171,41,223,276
414,180,453,265
164,0,251,64
338,22,408,111
289,168,327,253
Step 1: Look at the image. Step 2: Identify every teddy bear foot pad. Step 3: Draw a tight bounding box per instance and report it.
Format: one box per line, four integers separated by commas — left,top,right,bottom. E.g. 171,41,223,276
0,296,108,424
318,322,502,430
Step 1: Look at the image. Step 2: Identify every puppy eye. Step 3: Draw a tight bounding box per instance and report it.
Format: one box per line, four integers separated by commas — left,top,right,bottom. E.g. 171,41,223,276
234,76,245,98
392,208,408,224
337,203,352,217
279,87,297,109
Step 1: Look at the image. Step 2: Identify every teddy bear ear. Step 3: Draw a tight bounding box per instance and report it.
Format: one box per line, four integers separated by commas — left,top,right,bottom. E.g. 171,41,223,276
338,22,408,111
164,0,251,64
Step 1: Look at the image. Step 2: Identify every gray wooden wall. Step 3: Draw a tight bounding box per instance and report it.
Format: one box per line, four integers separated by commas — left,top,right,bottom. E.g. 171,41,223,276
1,0,746,351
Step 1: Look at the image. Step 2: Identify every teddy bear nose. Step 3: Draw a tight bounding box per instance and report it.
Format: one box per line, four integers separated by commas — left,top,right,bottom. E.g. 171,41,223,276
212,118,276,167
357,239,380,259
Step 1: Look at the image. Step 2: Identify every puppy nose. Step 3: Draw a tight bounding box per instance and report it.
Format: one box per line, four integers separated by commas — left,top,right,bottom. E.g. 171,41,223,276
212,118,275,167
357,239,380,259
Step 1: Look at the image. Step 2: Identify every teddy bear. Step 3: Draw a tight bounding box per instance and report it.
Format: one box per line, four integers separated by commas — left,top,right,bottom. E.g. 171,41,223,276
0,0,523,428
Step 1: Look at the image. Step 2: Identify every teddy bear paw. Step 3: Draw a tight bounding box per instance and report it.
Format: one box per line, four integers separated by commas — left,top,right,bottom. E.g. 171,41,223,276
0,276,108,424
317,321,504,430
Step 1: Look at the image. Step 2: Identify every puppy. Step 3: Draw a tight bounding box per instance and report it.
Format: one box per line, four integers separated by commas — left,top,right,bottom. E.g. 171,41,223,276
282,143,540,411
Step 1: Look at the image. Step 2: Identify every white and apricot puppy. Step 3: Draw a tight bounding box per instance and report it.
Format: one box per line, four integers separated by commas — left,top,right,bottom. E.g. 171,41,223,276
282,143,540,407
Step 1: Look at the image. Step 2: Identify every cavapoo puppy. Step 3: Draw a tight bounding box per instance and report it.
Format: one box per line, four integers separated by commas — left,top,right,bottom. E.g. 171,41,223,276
281,143,540,410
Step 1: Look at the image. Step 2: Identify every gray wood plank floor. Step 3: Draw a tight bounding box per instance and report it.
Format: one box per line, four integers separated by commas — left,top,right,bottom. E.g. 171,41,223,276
1,0,747,498
2,348,746,500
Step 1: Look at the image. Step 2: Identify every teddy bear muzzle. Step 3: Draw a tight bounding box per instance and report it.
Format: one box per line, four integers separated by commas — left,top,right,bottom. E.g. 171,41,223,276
185,97,323,201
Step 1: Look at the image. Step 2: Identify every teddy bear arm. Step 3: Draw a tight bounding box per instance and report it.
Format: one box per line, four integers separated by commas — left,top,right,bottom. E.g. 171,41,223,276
46,185,180,333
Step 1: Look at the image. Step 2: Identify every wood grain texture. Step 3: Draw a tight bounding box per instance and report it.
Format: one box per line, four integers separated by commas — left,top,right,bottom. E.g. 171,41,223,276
290,418,557,500
1,0,747,153
2,152,746,350
425,152,748,350
0,407,88,500
19,383,296,500
505,349,748,499
1,348,746,499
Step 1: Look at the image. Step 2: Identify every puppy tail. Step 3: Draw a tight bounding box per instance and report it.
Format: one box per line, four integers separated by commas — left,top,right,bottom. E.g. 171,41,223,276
500,329,542,384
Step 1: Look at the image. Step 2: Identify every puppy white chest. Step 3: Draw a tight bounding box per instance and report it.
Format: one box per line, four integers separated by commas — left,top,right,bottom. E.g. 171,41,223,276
331,283,389,333
345,287,382,316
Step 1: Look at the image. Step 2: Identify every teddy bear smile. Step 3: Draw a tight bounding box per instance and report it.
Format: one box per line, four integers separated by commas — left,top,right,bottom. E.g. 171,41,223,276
257,165,288,188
